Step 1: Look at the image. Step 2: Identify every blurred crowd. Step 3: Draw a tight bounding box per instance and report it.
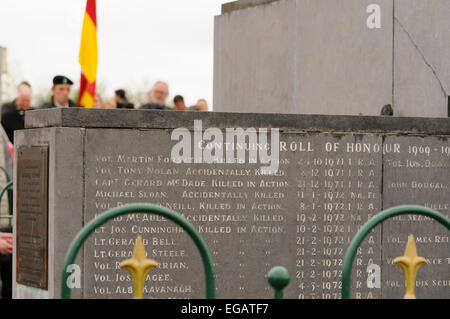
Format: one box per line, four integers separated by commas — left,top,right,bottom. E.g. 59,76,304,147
1,75,210,144
0,75,212,299
97,81,209,112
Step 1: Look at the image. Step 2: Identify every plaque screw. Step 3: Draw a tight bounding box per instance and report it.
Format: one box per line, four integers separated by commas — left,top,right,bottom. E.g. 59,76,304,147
267,266,290,299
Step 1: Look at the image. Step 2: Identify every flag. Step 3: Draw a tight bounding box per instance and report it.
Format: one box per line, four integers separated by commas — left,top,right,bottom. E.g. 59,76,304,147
78,0,97,108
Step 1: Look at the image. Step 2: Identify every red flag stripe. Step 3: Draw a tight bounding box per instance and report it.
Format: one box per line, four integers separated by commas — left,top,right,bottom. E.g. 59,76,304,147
79,73,96,104
85,0,97,26
86,80,96,97
78,73,86,104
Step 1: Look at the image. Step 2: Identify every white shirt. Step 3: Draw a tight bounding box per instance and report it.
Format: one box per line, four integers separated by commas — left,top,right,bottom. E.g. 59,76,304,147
54,100,69,108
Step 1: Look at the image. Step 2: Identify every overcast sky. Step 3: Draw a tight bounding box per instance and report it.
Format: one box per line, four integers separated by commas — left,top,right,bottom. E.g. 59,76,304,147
0,0,227,108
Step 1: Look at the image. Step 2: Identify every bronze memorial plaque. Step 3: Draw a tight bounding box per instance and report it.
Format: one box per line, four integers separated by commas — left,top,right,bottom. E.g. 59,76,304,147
16,145,49,289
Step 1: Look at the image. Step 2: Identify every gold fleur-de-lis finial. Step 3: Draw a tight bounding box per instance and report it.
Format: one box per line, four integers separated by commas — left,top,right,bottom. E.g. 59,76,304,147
120,236,159,299
393,234,428,299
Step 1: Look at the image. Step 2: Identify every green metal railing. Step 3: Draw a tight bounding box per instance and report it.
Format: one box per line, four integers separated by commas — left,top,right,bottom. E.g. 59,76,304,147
61,203,215,299
0,167,12,213
0,166,12,216
267,266,290,299
0,166,11,183
341,205,450,299
63,204,448,299
0,180,13,224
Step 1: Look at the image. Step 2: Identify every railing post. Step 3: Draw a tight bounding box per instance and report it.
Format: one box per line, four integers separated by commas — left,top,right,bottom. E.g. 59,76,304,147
267,266,290,299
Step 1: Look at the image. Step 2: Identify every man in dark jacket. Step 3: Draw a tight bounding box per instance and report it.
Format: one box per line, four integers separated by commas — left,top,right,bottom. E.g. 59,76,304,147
39,75,78,108
140,81,169,110
1,81,33,143
114,89,134,109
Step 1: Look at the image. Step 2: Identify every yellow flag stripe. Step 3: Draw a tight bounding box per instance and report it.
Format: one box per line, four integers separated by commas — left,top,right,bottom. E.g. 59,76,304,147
80,90,94,108
79,12,97,84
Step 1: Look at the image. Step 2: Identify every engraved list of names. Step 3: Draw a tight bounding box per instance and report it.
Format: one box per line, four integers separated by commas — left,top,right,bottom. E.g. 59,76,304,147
83,129,449,299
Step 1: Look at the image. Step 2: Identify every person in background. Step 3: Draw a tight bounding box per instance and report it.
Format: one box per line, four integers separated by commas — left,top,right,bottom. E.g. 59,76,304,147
0,231,12,299
93,94,103,108
1,81,33,143
102,100,115,109
92,94,115,109
39,75,78,108
173,95,186,111
0,232,12,256
114,89,134,109
0,82,31,298
195,98,209,111
140,81,169,110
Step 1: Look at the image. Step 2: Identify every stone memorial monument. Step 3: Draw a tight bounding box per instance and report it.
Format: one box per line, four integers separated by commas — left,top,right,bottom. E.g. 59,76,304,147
12,108,449,299
214,0,450,117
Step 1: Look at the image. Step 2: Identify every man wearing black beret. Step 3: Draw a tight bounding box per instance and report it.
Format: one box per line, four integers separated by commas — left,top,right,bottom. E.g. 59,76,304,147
39,75,79,108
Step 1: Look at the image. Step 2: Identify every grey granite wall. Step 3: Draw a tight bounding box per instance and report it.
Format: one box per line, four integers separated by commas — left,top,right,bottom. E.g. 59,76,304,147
13,127,83,299
12,109,450,299
214,0,449,117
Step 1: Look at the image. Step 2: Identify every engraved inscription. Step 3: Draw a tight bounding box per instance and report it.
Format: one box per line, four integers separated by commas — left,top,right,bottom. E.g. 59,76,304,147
383,136,450,299
83,130,449,299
